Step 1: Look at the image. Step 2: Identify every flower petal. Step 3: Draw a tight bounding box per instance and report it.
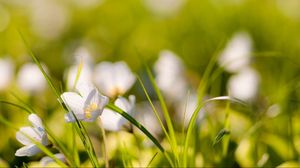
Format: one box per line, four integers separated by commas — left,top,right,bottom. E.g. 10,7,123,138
115,95,135,115
94,62,116,96
100,108,124,131
114,61,136,94
15,144,41,157
40,153,65,166
28,114,44,133
61,92,84,117
16,127,41,145
76,82,94,99
83,90,109,122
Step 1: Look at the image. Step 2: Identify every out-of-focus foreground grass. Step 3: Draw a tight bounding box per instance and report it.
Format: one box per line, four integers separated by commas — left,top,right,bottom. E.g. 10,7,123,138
0,0,299,167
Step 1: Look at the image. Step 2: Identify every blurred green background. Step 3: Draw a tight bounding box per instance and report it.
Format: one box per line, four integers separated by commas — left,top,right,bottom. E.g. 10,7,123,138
0,0,299,167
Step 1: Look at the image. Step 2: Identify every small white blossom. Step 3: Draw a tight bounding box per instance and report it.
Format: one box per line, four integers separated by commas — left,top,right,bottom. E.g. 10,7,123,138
17,63,47,93
30,0,69,40
99,95,135,131
40,153,66,167
61,82,109,122
228,67,259,101
65,47,94,90
154,50,187,102
94,61,136,98
0,57,14,91
218,32,252,73
176,93,205,127
135,101,163,136
15,114,49,157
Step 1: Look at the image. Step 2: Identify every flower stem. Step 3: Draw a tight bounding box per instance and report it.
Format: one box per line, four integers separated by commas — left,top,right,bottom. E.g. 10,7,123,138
98,118,109,168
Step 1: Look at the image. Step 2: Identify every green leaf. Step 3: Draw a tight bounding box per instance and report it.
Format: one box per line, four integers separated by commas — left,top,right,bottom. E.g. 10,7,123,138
213,129,230,146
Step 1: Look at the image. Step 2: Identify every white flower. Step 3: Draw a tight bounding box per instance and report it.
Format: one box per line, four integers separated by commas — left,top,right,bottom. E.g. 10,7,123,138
0,57,14,91
135,101,162,136
154,50,187,102
61,82,109,122
94,61,136,98
30,0,69,40
227,67,259,101
176,93,205,128
99,95,135,131
17,63,47,93
218,32,252,73
66,64,93,90
65,46,94,90
40,153,65,167
15,114,49,157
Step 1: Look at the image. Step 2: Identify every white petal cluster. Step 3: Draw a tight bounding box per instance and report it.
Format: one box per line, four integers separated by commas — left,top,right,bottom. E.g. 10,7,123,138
40,153,65,167
154,50,187,102
99,95,135,131
219,32,260,101
15,114,49,157
17,63,47,93
0,57,14,91
228,67,259,101
66,47,94,90
61,82,109,122
94,61,136,98
29,0,69,40
218,32,252,73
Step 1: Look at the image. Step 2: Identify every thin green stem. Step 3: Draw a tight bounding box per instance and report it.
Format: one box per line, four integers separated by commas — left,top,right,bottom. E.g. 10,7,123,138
98,118,109,168
145,67,179,166
105,103,174,167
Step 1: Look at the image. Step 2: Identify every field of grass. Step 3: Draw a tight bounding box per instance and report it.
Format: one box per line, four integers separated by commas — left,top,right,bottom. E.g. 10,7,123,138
0,0,299,167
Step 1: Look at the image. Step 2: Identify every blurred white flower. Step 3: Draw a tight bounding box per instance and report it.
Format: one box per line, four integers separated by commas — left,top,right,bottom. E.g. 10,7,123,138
66,47,93,90
0,57,14,91
74,47,94,66
94,61,136,98
61,82,109,122
227,67,259,101
176,93,204,127
17,63,47,93
66,64,93,90
143,0,186,17
218,32,253,73
135,101,162,136
154,50,187,102
15,114,49,157
30,0,69,40
99,95,135,131
40,153,65,167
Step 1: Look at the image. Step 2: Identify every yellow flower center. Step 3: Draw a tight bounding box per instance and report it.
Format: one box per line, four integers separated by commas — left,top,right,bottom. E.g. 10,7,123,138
84,103,98,119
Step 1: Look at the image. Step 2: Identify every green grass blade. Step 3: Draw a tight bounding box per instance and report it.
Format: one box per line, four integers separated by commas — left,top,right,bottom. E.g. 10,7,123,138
18,31,100,167
18,31,61,99
0,99,75,166
106,103,175,167
183,96,245,166
0,100,32,114
136,75,172,145
213,129,230,146
0,115,67,167
145,66,179,165
146,152,158,167
106,103,164,152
